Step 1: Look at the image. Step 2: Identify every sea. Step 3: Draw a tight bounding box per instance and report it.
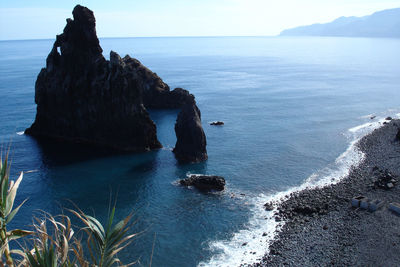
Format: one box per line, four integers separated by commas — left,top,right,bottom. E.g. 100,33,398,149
0,36,399,266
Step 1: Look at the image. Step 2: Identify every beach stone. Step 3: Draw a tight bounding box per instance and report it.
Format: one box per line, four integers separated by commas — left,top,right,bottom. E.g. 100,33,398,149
373,168,397,189
179,175,225,191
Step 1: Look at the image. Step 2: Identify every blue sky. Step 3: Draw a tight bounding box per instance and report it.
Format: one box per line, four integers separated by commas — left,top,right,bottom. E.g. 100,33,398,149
1,0,399,40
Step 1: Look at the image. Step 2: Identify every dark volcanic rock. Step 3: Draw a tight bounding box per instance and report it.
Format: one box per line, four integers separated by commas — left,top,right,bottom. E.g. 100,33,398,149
210,121,224,126
372,168,397,189
25,5,161,151
264,202,274,211
179,175,225,191
25,5,207,156
143,86,195,109
396,128,400,141
173,103,208,163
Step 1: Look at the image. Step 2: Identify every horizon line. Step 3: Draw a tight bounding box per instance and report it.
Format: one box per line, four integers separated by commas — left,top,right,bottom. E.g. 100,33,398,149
0,34,281,42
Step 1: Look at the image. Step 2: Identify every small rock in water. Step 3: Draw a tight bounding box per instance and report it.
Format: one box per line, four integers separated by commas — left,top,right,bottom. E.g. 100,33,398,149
179,174,225,191
264,202,274,211
262,232,268,237
386,117,393,120
210,121,224,126
370,116,376,119
242,242,248,246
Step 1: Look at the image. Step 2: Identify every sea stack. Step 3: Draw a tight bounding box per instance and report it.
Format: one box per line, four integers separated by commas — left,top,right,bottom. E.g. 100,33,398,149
25,5,160,151
173,102,208,163
26,5,208,161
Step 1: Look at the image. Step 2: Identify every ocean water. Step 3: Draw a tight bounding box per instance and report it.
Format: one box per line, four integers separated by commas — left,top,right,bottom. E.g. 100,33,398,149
0,36,400,266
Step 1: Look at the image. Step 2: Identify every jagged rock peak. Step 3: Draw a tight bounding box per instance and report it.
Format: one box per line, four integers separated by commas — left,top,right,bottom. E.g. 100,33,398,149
50,5,103,73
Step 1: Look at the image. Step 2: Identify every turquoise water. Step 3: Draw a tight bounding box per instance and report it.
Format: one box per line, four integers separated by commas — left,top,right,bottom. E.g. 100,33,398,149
0,36,400,266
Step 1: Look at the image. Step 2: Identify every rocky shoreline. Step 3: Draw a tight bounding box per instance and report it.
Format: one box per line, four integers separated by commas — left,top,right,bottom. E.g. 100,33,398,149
251,119,400,266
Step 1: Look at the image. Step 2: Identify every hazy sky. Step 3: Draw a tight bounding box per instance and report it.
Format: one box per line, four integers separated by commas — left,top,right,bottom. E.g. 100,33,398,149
1,0,399,40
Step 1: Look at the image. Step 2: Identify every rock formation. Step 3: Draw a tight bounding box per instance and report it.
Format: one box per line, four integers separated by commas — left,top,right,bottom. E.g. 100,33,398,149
173,102,208,163
179,175,225,191
26,4,208,161
210,121,224,126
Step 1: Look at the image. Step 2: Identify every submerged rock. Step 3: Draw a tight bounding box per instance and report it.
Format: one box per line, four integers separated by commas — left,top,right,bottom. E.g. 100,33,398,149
173,103,208,163
25,5,208,158
179,175,225,191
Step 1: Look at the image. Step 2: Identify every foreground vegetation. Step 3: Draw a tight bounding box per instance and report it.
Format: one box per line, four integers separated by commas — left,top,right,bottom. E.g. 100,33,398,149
0,153,137,266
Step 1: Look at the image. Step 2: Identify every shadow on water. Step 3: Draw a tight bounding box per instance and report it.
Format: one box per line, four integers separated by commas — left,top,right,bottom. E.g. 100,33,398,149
27,135,160,167
23,107,181,170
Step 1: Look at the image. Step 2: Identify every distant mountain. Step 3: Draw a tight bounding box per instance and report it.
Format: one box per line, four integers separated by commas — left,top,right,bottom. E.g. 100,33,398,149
280,8,400,38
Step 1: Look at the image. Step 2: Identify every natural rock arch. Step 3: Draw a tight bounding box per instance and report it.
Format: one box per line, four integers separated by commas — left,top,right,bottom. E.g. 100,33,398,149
25,5,207,163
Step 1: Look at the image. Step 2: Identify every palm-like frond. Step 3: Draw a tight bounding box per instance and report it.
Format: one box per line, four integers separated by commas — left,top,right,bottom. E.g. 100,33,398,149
70,206,137,267
0,153,32,266
23,214,76,267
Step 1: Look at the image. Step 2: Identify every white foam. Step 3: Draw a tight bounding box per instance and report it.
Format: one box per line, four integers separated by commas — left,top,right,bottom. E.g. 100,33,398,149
16,131,24,136
198,118,387,267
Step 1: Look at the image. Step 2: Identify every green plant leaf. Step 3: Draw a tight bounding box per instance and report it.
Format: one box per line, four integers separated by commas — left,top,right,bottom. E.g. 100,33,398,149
6,198,27,224
5,172,23,217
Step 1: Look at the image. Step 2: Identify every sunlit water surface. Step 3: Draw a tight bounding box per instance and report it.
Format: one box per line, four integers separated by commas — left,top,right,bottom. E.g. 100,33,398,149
0,36,399,266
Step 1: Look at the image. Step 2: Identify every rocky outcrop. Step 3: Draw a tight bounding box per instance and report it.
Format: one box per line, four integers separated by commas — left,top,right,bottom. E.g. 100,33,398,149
179,175,225,191
25,5,208,160
25,5,160,151
173,102,208,163
210,121,224,126
396,128,400,141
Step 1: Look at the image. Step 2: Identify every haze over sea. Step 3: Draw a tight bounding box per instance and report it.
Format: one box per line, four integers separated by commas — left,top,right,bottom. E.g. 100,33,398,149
0,36,399,266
